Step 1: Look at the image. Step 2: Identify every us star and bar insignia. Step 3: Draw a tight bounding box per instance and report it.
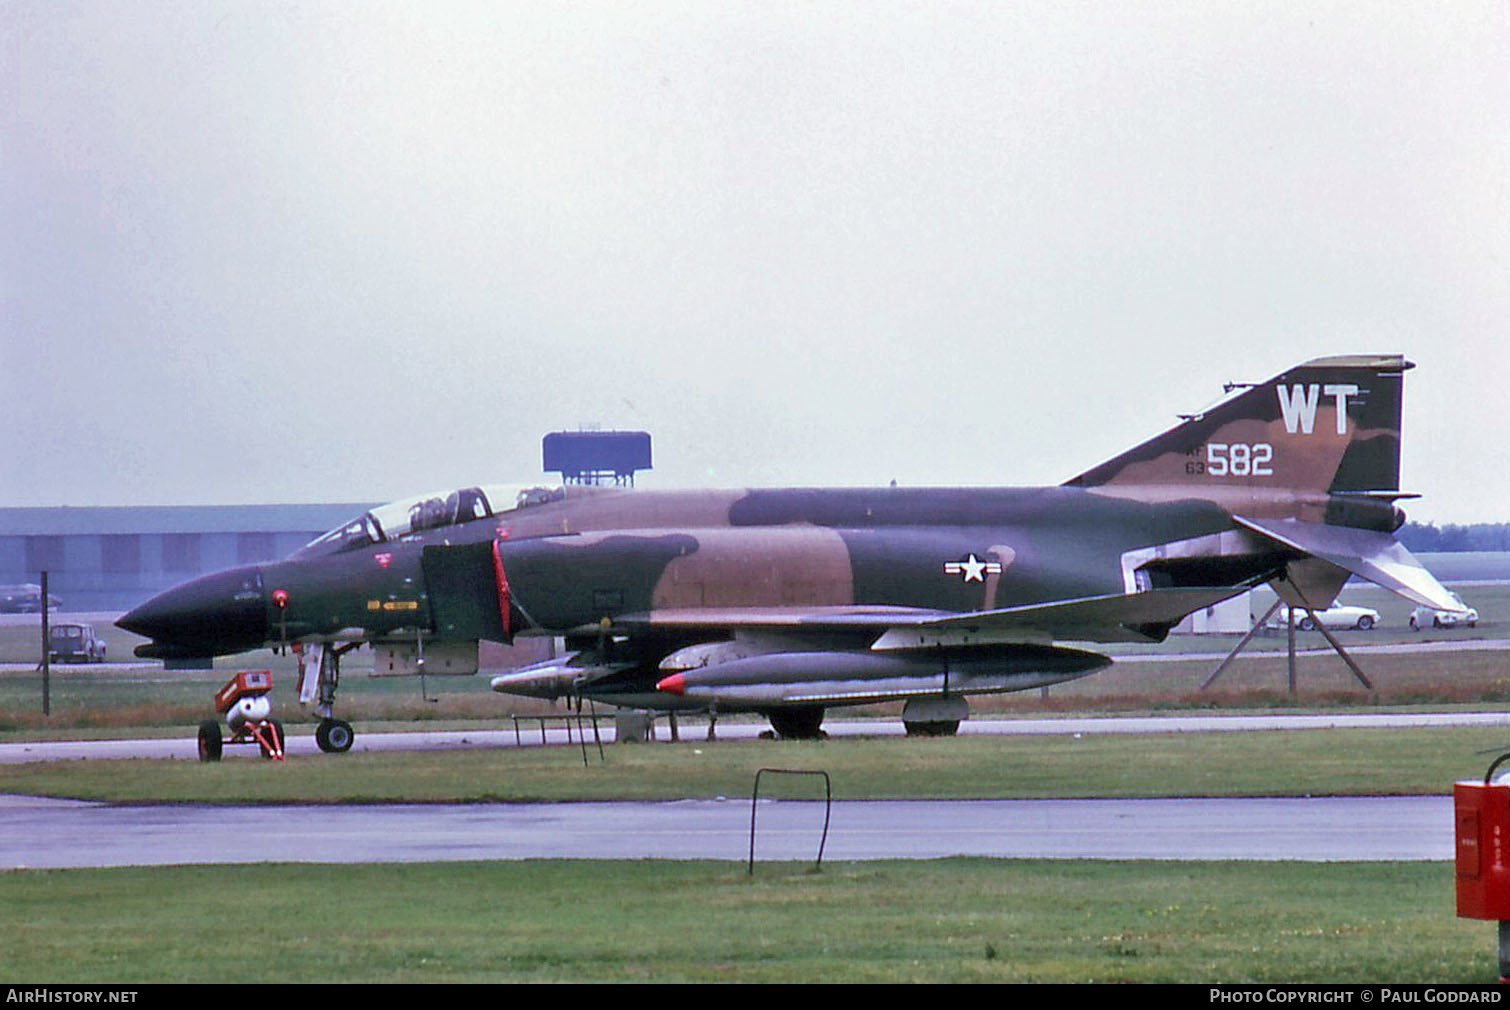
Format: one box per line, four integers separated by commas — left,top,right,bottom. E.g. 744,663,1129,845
943,554,1003,583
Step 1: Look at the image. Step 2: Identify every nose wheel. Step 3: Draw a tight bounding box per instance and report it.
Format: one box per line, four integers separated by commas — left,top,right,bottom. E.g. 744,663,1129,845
315,717,354,753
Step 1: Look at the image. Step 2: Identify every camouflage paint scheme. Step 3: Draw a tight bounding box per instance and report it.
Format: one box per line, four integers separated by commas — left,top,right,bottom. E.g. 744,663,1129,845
119,354,1459,741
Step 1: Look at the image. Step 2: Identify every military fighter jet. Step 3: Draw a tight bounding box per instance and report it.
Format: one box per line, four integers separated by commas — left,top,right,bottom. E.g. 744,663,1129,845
118,354,1461,749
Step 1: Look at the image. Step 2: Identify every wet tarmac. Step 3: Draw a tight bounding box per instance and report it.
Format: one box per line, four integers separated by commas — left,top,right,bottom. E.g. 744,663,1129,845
0,793,1452,869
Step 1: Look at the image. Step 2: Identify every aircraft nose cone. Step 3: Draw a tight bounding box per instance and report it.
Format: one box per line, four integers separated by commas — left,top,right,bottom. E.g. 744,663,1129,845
118,565,269,657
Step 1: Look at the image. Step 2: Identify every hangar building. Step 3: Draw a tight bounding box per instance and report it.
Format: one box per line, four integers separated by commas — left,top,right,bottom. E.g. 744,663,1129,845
0,504,374,613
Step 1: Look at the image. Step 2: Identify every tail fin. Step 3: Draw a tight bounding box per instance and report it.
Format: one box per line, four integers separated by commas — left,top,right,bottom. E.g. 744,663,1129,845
1065,354,1463,614
1064,354,1411,501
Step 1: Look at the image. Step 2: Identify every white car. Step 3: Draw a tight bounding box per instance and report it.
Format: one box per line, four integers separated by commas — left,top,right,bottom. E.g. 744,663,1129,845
1410,592,1478,631
1266,604,1380,631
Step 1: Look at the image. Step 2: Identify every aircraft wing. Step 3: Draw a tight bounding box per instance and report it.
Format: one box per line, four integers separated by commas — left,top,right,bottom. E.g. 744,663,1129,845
616,605,950,632
1232,516,1462,612
615,586,1249,644
906,586,1253,640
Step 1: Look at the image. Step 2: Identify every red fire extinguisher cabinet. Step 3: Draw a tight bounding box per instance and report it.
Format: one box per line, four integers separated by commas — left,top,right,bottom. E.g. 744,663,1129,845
1456,780,1510,920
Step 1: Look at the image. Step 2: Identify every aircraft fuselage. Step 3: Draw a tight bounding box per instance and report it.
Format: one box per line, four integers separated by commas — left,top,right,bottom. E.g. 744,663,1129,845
121,484,1291,661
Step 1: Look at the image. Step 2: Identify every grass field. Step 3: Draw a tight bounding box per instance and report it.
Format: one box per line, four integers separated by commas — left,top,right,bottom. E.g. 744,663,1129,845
3,726,1509,804
0,860,1493,983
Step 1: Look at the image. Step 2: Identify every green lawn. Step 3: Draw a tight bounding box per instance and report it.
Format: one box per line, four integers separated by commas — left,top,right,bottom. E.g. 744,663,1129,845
3,726,1507,804
0,859,1491,983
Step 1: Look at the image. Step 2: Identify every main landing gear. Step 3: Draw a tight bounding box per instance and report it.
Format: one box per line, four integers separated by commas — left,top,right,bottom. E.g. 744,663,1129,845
901,696,969,737
765,706,827,740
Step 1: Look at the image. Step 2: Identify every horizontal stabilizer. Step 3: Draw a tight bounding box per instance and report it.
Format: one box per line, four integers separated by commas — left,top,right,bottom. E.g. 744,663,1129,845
1233,516,1461,612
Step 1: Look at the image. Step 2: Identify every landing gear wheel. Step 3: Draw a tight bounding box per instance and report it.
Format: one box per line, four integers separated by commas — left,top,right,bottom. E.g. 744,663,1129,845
905,720,961,737
259,719,285,759
197,720,223,763
766,707,826,740
316,717,354,753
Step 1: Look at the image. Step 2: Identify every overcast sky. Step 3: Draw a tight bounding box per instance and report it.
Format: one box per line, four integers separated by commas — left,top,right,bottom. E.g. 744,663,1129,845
3,3,1505,523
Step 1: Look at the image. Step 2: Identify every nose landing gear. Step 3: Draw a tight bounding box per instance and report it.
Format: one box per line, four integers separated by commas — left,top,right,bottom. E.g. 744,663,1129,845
314,717,354,753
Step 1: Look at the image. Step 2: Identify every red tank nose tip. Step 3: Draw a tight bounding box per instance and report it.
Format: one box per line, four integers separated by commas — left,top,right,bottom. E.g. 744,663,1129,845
655,673,685,696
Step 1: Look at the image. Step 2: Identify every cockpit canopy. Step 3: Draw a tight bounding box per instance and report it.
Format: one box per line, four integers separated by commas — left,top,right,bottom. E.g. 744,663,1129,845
294,484,566,559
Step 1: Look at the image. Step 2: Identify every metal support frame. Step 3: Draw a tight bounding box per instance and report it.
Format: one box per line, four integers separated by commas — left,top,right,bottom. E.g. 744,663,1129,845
576,698,605,766
1201,595,1373,694
1200,598,1283,690
507,709,605,764
1299,607,1374,690
748,768,831,875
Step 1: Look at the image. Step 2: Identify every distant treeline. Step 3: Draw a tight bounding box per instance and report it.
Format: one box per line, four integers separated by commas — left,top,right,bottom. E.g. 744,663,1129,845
1397,522,1510,553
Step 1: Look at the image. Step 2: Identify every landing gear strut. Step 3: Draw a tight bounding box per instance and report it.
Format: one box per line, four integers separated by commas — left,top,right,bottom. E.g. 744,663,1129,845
298,642,362,753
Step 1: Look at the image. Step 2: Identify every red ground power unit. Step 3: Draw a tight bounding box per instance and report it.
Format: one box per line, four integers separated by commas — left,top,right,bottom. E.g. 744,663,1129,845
213,670,273,715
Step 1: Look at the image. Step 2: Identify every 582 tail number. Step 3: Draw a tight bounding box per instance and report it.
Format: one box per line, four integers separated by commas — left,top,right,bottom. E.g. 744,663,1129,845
1186,442,1274,477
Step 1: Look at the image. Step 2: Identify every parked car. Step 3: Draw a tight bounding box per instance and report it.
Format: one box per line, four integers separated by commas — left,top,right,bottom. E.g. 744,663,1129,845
1266,604,1381,631
1410,592,1478,630
48,622,106,663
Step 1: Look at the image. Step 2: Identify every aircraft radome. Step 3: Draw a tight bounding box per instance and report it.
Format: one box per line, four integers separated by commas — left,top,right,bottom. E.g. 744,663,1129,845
118,354,1462,750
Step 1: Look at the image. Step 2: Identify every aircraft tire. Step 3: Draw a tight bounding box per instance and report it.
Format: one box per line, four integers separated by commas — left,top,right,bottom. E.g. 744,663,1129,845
904,720,961,737
316,718,354,754
197,720,223,763
766,707,825,740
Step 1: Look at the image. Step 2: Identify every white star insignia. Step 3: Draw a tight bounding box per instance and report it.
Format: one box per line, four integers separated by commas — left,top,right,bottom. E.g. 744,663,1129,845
944,554,1003,583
